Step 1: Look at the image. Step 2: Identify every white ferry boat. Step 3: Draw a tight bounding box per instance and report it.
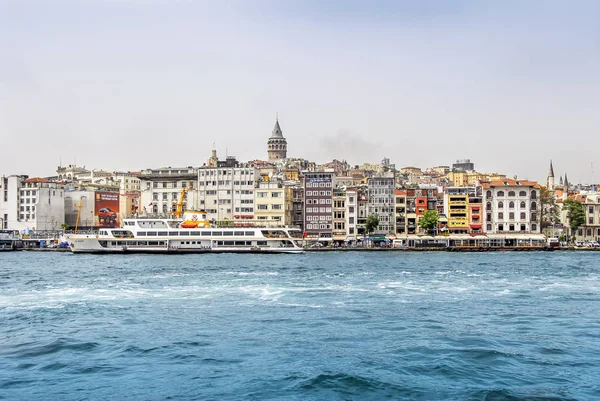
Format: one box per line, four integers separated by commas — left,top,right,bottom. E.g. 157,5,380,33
65,211,304,254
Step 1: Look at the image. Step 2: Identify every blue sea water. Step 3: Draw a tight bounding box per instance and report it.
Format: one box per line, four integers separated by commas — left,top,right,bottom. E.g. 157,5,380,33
1,251,599,401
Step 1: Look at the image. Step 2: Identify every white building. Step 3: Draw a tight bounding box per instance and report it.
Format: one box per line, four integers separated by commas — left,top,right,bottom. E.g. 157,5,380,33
345,188,358,241
482,179,541,234
197,161,258,222
367,175,395,236
0,175,64,231
138,167,199,216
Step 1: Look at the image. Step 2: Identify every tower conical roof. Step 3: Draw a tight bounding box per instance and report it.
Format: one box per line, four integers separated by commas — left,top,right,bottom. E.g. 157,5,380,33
548,160,554,178
271,119,283,138
564,173,569,188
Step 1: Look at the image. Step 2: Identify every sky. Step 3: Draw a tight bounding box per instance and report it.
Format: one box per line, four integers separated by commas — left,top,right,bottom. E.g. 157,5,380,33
1,0,599,184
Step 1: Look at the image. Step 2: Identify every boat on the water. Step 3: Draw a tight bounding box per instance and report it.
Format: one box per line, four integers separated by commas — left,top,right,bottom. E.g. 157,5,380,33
64,211,304,254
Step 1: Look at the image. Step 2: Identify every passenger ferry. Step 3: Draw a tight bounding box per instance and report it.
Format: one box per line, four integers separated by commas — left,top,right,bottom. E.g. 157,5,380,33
65,211,304,254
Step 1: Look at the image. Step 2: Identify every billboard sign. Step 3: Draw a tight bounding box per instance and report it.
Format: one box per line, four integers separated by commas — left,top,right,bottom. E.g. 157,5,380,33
95,192,120,227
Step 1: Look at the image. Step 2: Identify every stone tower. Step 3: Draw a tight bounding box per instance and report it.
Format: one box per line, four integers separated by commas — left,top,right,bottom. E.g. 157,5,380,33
547,160,555,190
267,115,287,161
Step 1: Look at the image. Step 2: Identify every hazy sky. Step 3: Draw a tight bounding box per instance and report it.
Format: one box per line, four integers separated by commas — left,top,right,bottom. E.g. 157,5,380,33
1,0,599,184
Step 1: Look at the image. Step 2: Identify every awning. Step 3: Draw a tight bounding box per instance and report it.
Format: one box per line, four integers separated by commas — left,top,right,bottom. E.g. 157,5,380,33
470,224,482,229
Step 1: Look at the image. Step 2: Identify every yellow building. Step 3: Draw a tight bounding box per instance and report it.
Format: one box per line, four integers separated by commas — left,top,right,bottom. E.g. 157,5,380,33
445,188,469,233
254,180,292,226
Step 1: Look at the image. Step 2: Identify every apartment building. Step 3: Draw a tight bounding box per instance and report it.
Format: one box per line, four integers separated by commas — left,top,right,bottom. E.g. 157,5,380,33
198,159,258,222
0,176,64,231
139,167,198,216
254,180,287,225
482,179,541,234
332,187,346,242
367,176,395,236
303,171,334,241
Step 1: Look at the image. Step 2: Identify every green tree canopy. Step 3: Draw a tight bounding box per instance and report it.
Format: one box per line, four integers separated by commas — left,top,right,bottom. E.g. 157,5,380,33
365,215,380,236
563,199,585,234
540,187,559,228
418,210,439,233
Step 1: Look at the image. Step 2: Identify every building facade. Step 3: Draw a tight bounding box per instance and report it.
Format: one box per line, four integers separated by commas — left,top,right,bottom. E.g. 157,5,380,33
483,180,541,234
0,176,64,231
303,171,334,241
367,176,395,236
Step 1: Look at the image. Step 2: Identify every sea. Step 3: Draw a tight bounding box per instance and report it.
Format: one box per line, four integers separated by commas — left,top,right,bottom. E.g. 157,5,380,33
1,251,599,401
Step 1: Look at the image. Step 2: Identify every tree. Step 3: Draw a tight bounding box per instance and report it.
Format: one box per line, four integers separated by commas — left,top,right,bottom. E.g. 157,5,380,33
418,210,439,234
60,223,69,231
365,215,380,236
563,199,585,236
540,187,559,229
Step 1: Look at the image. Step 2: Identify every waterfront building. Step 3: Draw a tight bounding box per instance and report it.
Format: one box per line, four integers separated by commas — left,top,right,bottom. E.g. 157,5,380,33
197,157,258,222
345,188,358,241
253,179,290,226
367,175,395,236
138,166,198,216
267,117,287,161
444,187,470,234
356,187,369,237
468,186,484,234
394,189,407,236
575,194,600,241
303,170,334,241
332,186,346,243
290,185,304,231
0,176,64,231
482,179,541,234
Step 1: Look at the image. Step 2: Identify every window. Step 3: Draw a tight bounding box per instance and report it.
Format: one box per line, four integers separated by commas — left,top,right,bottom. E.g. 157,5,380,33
531,190,537,199
509,201,514,209
520,224,526,231
532,223,537,231
531,202,537,211
486,190,492,198
498,212,504,220
508,191,515,197
520,212,526,220
257,205,268,210
520,201,526,208
272,204,282,210
509,212,515,220
498,201,504,209
519,191,526,197
497,191,505,197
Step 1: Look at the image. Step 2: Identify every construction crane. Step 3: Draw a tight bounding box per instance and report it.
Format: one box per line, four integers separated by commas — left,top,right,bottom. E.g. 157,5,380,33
174,187,189,218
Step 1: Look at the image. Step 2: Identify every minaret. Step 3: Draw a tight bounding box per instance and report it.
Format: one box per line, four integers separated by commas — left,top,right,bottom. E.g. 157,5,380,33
547,160,555,190
564,173,569,189
267,114,287,161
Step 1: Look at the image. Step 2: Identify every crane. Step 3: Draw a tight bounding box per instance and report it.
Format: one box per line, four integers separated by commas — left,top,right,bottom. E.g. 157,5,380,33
174,187,189,218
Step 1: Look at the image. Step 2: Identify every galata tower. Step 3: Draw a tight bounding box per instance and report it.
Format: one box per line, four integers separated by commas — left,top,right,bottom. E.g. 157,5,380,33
267,115,287,161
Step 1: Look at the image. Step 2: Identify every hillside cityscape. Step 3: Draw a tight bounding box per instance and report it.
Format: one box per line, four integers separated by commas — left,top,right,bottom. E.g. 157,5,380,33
1,118,597,244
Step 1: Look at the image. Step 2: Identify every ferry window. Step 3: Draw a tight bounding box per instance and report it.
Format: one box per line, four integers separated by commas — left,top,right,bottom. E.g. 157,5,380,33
169,232,179,236
139,241,148,246
223,231,233,236
191,231,200,236
157,231,168,236
234,241,245,246
150,241,159,245
244,231,254,236
257,241,267,246
224,241,234,246
212,231,223,236
179,231,190,236
201,232,211,236
147,232,157,236
234,231,244,236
